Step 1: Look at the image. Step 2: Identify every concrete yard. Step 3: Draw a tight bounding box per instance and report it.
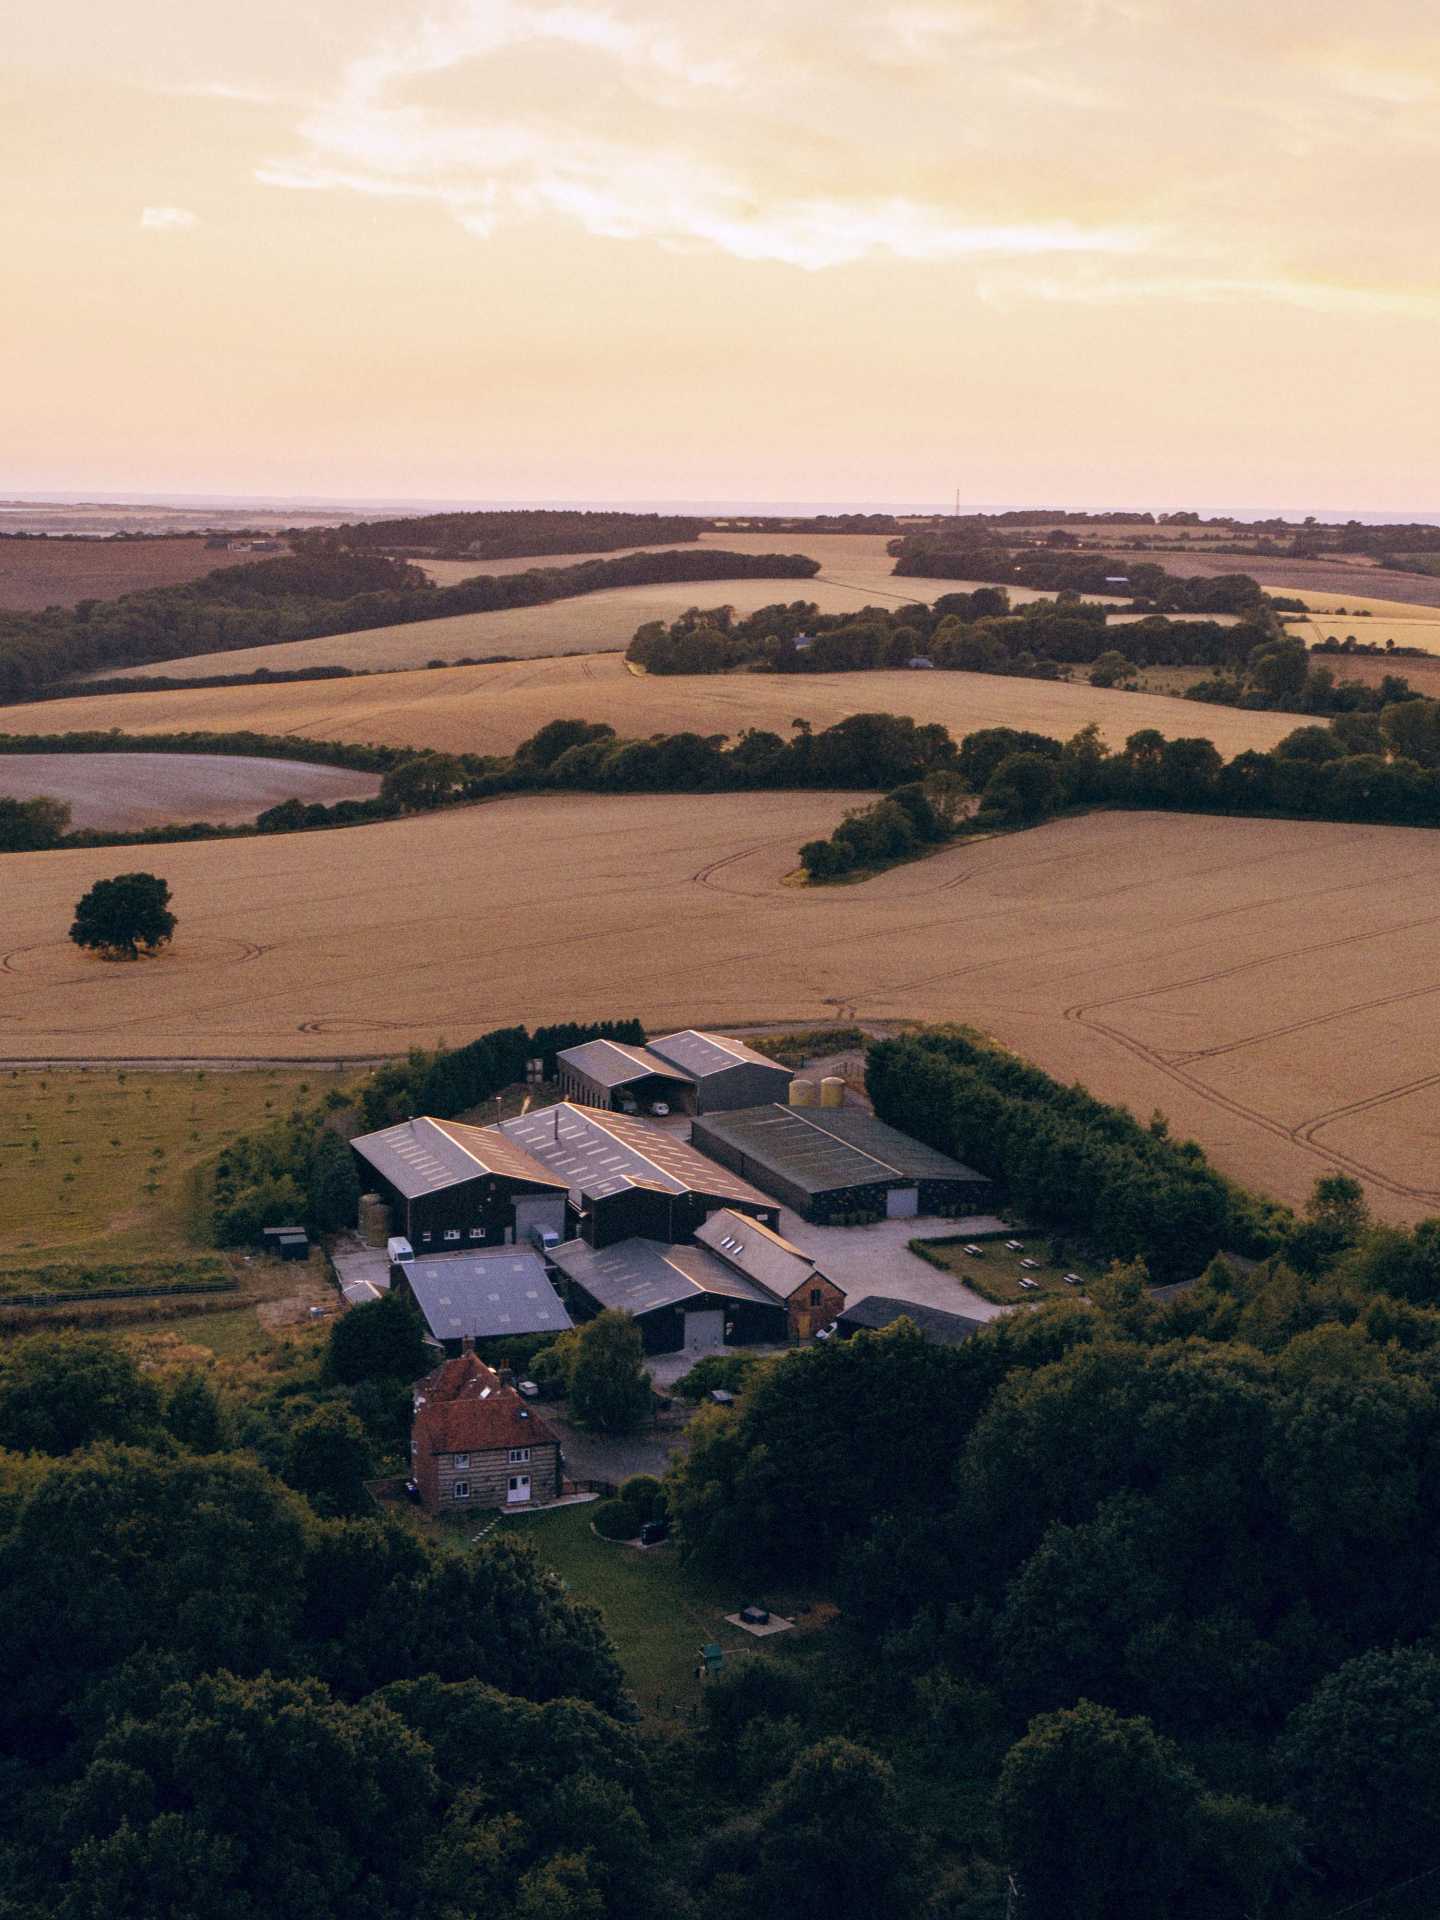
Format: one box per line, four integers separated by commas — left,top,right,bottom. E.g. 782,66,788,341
776,1209,1008,1322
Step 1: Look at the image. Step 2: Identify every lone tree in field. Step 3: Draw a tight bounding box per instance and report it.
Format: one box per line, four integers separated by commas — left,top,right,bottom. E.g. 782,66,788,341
69,872,176,961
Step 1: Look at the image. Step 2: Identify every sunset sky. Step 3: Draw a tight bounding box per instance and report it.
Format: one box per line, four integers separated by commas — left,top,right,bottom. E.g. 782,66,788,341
5,1,1439,510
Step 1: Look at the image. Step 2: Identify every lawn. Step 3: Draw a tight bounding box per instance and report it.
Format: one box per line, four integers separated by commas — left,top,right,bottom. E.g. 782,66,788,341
912,1233,1098,1305
496,1502,822,1724
0,1065,351,1271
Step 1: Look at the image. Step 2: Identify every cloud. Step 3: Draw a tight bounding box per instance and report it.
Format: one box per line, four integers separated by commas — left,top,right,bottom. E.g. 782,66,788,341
139,206,199,231
239,0,1440,304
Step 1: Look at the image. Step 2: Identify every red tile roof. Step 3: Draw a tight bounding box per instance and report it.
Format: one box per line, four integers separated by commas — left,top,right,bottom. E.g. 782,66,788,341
413,1351,558,1454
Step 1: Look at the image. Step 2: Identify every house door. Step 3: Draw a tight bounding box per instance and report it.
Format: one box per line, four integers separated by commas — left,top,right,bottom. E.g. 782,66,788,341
507,1474,531,1504
886,1186,919,1219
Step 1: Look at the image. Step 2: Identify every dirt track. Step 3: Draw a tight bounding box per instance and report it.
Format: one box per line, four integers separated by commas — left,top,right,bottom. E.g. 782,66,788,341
6,794,1439,1225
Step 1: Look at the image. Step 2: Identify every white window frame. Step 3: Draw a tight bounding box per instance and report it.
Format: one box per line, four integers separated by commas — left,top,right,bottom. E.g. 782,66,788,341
443,1229,461,1242
508,1446,531,1464
453,1481,470,1499
420,1231,432,1243
452,1453,470,1469
468,1227,484,1240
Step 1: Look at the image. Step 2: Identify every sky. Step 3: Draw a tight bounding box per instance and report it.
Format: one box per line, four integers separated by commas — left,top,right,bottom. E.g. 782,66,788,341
4,0,1439,511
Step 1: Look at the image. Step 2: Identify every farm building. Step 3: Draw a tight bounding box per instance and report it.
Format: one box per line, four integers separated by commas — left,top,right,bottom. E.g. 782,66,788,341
391,1249,573,1356
411,1349,562,1512
555,1028,793,1115
498,1103,780,1248
349,1114,568,1252
690,1105,993,1224
556,1038,693,1115
836,1295,987,1346
693,1208,845,1339
547,1236,787,1354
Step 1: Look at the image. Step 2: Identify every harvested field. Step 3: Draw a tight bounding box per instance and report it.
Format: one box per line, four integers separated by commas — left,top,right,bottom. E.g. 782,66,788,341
5,797,1440,1225
90,531,1127,682
1101,547,1440,609
1301,651,1440,693
0,536,244,612
10,654,1303,762
0,752,382,831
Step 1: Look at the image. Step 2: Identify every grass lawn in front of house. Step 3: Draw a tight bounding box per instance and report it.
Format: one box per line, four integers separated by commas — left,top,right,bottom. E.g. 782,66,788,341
496,1501,826,1724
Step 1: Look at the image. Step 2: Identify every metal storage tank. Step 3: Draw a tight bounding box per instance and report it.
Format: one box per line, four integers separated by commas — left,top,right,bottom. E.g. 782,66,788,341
789,1078,817,1107
820,1076,845,1108
358,1192,391,1247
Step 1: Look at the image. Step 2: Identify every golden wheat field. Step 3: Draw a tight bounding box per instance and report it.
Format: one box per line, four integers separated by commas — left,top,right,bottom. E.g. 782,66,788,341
90,531,1131,682
4,795,1439,1224
9,654,1304,762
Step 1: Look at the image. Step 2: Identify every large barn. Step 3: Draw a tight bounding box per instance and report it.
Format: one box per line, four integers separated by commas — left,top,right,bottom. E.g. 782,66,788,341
349,1115,568,1251
497,1103,780,1248
689,1105,994,1224
555,1029,792,1116
547,1235,788,1354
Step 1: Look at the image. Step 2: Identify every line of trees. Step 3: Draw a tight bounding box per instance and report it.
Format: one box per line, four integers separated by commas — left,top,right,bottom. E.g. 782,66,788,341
866,1029,1281,1280
890,530,1270,612
292,506,711,560
0,547,820,701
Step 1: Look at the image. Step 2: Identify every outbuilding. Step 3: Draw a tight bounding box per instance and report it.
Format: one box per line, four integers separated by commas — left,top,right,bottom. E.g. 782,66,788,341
547,1235,788,1354
643,1031,794,1113
693,1208,846,1339
690,1104,993,1224
392,1249,573,1356
836,1295,987,1346
556,1038,694,1115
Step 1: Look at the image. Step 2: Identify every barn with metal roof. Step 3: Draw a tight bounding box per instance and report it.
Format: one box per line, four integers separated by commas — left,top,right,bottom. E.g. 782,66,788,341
497,1103,781,1248
555,1038,693,1115
643,1030,794,1113
689,1105,993,1224
555,1029,792,1115
547,1236,787,1352
349,1115,568,1253
836,1295,987,1346
393,1250,573,1356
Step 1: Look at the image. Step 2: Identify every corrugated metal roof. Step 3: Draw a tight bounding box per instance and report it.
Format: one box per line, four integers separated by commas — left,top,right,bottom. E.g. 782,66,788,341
692,1105,986,1196
647,1029,789,1079
557,1039,691,1090
548,1236,775,1317
404,1251,574,1341
350,1114,566,1198
498,1103,772,1208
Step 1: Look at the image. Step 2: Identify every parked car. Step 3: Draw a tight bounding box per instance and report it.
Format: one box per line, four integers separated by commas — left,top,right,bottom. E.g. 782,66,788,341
1064,1273,1083,1286
638,1519,669,1546
529,1223,561,1255
517,1379,541,1398
403,1480,422,1505
1020,1258,1041,1270
1006,1239,1024,1251
963,1243,985,1257
1018,1277,1041,1292
651,1101,671,1117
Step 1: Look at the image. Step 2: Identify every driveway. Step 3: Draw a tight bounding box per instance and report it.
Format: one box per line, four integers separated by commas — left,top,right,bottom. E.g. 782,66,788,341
330,1244,392,1306
776,1209,1012,1323
544,1410,685,1486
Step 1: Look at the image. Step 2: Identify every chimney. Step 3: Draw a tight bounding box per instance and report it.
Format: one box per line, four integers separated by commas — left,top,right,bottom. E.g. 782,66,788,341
497,1365,515,1389
461,1335,474,1354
